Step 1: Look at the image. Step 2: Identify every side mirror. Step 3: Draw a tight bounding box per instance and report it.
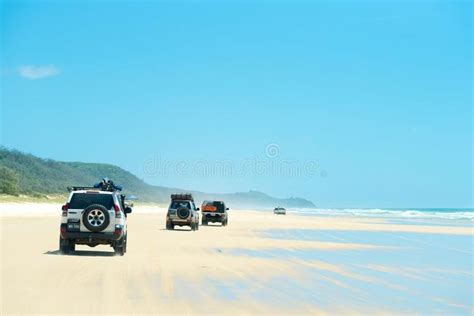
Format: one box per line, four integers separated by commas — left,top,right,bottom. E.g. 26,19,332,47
196,207,200,211
125,207,133,214
226,207,229,210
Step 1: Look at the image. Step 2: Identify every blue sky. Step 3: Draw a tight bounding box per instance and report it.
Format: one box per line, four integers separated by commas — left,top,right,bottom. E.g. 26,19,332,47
0,1,472,208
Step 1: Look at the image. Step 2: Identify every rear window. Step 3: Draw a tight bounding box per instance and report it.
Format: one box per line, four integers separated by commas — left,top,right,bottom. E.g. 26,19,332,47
214,202,225,213
170,201,191,209
203,201,225,213
69,193,114,210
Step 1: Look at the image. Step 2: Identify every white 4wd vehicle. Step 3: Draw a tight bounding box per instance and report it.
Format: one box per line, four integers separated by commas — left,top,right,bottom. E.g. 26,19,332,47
59,182,132,256
274,207,286,215
166,193,200,231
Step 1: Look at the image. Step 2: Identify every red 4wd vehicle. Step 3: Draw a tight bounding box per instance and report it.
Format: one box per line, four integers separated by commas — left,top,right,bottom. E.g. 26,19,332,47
201,200,228,226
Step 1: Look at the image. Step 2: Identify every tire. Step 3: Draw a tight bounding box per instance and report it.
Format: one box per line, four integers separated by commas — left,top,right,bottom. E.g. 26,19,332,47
202,220,207,225
59,236,70,254
177,207,190,219
190,223,195,231
69,241,76,252
82,204,110,232
114,234,126,256
114,245,125,256
123,234,127,254
166,220,173,230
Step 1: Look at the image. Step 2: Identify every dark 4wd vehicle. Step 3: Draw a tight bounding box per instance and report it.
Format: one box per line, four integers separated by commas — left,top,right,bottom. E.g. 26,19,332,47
201,200,229,226
166,193,200,231
59,179,132,256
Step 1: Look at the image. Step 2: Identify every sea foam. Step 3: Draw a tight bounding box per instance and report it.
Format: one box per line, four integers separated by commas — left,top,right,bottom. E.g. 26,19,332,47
289,208,474,221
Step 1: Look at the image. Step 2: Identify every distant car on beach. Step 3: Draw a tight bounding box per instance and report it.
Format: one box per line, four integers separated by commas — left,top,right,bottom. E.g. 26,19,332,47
274,207,286,215
166,193,200,231
201,200,229,226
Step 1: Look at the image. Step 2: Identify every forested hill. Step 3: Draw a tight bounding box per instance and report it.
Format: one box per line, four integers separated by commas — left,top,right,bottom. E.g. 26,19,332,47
0,148,315,208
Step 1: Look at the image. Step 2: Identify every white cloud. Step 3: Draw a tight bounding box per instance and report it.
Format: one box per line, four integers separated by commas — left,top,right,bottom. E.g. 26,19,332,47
17,65,60,79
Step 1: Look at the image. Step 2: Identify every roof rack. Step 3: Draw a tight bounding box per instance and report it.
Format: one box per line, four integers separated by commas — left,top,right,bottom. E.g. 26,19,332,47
67,186,120,193
171,193,194,201
67,178,123,193
67,186,101,192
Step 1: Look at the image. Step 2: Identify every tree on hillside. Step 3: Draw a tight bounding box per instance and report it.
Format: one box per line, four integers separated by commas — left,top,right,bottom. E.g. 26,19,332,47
0,166,20,195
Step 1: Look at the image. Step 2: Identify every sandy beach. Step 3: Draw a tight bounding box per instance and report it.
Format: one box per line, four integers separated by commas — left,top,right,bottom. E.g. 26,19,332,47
1,203,472,315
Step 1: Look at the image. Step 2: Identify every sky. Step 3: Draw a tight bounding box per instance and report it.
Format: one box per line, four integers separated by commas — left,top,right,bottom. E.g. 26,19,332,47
0,0,472,208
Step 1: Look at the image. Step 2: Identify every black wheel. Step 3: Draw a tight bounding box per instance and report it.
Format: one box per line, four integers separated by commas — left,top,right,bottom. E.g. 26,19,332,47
114,235,126,256
69,241,76,252
190,223,195,231
82,204,110,232
196,222,199,230
59,236,70,254
123,234,127,254
114,245,125,256
166,221,173,230
202,220,207,225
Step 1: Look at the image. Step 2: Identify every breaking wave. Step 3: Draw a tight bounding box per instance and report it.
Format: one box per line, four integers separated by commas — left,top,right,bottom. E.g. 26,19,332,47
290,208,474,221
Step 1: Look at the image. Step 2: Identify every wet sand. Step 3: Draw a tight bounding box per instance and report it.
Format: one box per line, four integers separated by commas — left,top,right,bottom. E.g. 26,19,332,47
1,203,472,315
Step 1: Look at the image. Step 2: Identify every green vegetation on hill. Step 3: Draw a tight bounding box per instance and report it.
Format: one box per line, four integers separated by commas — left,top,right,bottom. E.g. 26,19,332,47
0,148,315,208
0,166,20,195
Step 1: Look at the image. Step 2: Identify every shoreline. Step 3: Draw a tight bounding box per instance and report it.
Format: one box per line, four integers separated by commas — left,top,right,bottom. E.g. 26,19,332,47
1,202,472,235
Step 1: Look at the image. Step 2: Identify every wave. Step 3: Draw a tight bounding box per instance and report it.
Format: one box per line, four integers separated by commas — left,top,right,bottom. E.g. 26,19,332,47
290,208,474,221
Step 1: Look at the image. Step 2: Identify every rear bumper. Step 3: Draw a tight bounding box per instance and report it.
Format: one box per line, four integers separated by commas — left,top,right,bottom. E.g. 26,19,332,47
60,224,123,241
167,215,192,224
203,213,225,222
168,219,192,226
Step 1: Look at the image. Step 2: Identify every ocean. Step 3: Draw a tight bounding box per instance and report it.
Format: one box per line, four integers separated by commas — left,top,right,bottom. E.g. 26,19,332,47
290,207,474,221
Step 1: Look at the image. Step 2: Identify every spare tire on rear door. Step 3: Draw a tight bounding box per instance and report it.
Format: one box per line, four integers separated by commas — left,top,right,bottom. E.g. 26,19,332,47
177,207,190,219
83,204,110,232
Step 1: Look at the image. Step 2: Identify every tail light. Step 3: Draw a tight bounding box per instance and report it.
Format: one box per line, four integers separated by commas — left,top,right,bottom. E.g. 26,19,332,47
60,225,66,237
61,203,69,216
114,224,123,236
114,204,122,218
